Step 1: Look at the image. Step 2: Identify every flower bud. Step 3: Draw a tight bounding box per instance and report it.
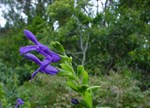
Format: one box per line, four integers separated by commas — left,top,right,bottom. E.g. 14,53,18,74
71,98,79,105
52,41,65,53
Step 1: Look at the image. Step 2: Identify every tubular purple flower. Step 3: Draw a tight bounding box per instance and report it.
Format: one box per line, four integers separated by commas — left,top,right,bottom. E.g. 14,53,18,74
20,30,60,78
15,98,24,108
24,53,41,65
24,30,39,45
20,29,61,62
24,53,58,78
20,45,37,55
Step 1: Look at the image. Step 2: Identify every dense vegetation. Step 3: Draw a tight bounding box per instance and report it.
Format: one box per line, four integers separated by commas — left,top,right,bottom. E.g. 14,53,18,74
0,0,150,107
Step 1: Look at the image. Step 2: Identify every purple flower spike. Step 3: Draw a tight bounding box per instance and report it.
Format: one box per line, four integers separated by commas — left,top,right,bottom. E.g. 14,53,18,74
24,53,59,78
71,98,79,105
15,98,24,108
20,30,60,79
20,30,61,62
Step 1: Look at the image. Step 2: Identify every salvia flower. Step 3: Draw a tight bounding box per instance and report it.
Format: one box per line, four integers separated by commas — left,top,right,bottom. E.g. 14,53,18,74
24,53,58,78
20,30,60,78
20,30,60,62
71,98,79,105
15,98,24,108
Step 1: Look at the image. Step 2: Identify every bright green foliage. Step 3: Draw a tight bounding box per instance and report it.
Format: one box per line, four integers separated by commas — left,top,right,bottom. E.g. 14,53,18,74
55,42,100,108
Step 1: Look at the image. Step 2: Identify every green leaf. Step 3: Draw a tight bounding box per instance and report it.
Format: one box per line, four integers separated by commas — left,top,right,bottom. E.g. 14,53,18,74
67,79,79,92
60,63,74,73
82,70,89,84
77,65,84,76
60,55,72,62
87,86,100,93
57,69,72,76
57,68,75,80
83,91,92,108
77,65,89,84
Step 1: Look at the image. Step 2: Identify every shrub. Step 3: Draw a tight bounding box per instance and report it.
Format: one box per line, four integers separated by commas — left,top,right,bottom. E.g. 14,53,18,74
90,70,150,108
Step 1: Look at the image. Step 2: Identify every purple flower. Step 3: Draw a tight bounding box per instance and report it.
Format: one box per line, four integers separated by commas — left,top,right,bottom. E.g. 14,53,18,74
71,98,79,104
24,53,58,78
20,30,60,62
15,98,24,108
20,30,60,78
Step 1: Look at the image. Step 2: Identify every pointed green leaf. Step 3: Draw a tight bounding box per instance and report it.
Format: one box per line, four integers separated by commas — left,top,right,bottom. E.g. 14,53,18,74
60,55,72,62
82,70,89,84
83,91,92,108
67,79,79,92
60,63,74,73
77,65,89,84
77,65,84,76
57,69,75,79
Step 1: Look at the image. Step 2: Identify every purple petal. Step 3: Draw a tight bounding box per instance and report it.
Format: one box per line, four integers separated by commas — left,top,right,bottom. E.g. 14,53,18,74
37,44,61,62
51,52,61,62
42,65,58,75
40,56,52,69
24,53,41,65
15,104,19,108
20,45,37,54
31,68,40,79
15,98,24,108
24,30,39,45
17,98,24,104
37,44,51,56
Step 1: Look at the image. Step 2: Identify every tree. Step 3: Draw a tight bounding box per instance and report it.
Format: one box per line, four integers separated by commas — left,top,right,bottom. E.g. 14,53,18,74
47,0,94,66
0,0,53,28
